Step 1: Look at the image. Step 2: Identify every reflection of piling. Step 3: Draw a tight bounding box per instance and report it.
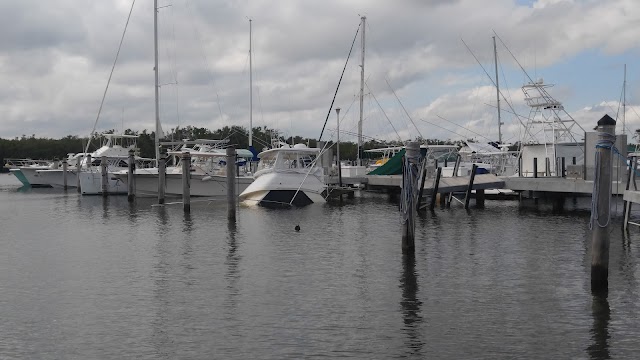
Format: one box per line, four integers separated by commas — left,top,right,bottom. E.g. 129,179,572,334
590,115,616,294
182,152,191,212
127,149,135,202
401,141,420,253
101,156,108,197
76,156,82,193
226,147,236,221
62,159,68,190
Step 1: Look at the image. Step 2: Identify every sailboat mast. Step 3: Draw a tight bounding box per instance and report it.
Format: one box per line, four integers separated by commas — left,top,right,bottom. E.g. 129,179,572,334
249,19,253,148
357,16,366,166
493,36,502,144
623,63,626,135
154,0,161,163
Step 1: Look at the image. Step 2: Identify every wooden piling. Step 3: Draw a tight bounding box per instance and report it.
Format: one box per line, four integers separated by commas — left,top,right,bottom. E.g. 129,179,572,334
476,189,485,207
182,151,191,212
533,158,538,178
464,164,478,209
429,167,442,211
446,154,461,207
158,155,166,204
416,156,428,210
545,157,550,177
100,156,108,197
591,114,616,294
561,157,566,178
401,141,420,254
62,159,68,190
127,149,135,202
226,147,236,221
76,155,82,193
623,155,637,232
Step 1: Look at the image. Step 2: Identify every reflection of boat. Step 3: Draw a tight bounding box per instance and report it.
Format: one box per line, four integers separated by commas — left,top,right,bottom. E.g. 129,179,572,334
239,144,327,207
117,148,254,197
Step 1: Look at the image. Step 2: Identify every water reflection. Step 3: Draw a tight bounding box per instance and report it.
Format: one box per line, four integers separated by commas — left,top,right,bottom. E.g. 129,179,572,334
152,206,174,358
587,294,610,360
399,253,424,357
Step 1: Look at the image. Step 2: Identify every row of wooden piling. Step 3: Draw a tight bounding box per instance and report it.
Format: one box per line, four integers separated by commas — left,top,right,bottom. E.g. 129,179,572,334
400,115,616,296
125,147,238,218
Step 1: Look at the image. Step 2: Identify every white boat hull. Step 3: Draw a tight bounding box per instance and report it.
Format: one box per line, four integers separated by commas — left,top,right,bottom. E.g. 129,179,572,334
34,169,78,188
239,170,326,207
79,171,128,195
13,166,52,187
117,172,253,197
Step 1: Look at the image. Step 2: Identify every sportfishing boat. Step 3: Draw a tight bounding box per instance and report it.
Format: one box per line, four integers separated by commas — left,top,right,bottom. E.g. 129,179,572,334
10,159,57,187
77,134,153,195
239,144,328,207
33,153,87,188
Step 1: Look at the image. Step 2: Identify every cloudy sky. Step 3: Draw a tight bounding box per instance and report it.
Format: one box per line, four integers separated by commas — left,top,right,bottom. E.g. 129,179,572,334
1,0,639,146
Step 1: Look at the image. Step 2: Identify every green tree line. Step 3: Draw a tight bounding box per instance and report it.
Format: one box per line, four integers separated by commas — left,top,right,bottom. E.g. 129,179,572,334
1,125,457,168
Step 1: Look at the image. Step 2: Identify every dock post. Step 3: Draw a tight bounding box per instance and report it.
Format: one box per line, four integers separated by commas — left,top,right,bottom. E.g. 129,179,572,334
401,141,420,254
182,151,191,212
561,157,566,178
623,155,636,231
158,155,166,204
429,167,442,211
545,157,550,177
101,156,108,197
476,189,485,207
416,156,428,211
444,158,448,167
446,154,461,207
127,149,135,202
533,158,538,178
590,114,616,294
464,164,478,209
573,157,576,165
76,155,82,193
226,147,236,221
62,159,68,190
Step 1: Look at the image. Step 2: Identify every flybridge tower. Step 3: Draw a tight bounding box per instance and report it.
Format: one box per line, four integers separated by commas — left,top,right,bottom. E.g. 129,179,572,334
519,79,586,175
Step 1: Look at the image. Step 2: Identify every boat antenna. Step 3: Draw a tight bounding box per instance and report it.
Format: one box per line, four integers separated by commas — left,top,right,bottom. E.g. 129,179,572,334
249,17,253,148
357,16,366,166
318,22,361,141
154,0,161,164
623,64,627,135
493,36,502,143
85,0,136,155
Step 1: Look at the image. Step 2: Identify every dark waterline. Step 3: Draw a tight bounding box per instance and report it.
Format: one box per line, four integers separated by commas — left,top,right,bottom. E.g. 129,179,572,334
1,175,639,359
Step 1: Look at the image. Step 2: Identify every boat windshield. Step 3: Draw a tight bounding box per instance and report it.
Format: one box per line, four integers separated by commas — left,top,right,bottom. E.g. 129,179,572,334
257,151,318,171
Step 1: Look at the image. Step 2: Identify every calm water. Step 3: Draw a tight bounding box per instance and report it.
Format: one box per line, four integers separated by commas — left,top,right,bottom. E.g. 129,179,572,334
1,173,639,359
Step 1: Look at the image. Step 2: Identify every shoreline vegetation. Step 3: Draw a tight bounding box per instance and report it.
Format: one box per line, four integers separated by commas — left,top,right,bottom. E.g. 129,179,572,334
1,125,458,168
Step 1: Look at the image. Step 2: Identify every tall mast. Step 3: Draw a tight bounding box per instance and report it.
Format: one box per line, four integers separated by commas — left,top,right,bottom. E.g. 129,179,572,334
154,0,161,163
493,36,502,144
357,16,366,166
249,19,253,147
623,63,626,135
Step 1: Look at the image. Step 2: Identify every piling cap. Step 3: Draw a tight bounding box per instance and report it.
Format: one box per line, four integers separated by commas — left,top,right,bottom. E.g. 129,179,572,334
597,114,616,126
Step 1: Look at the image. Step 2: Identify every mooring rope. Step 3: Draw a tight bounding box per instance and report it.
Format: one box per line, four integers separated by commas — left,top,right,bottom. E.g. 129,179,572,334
590,132,615,229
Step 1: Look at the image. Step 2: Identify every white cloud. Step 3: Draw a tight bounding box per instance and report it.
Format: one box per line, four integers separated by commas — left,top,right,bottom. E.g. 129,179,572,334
0,0,639,145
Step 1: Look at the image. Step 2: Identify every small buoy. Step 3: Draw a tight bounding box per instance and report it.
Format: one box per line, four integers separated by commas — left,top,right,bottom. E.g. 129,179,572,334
295,225,300,231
